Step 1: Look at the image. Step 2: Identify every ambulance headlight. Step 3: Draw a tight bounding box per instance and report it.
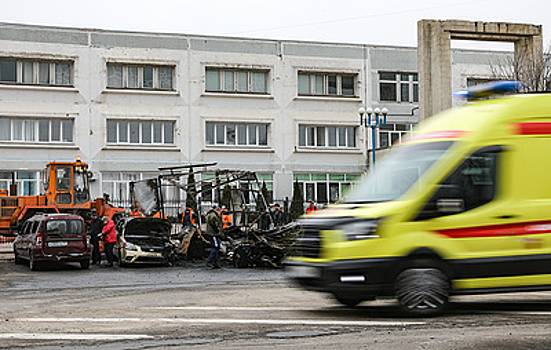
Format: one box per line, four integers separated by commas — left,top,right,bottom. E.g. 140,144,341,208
339,219,380,241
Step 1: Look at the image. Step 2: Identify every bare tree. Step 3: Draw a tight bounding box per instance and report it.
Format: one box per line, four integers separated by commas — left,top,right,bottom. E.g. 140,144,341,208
489,47,551,92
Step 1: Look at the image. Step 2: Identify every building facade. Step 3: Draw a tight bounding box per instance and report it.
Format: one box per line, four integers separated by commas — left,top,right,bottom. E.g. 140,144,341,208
0,23,507,208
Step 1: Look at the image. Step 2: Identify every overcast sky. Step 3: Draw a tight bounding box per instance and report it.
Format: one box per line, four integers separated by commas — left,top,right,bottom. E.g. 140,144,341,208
2,0,550,50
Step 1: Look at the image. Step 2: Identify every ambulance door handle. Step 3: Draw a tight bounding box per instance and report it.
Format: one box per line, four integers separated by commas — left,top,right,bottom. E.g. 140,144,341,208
494,214,518,220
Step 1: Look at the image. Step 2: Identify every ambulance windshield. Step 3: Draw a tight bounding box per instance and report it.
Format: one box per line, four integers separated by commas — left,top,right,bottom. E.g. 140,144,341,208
345,141,454,203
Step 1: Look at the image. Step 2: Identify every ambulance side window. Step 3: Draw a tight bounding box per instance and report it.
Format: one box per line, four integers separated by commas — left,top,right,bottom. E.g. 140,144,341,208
417,147,500,220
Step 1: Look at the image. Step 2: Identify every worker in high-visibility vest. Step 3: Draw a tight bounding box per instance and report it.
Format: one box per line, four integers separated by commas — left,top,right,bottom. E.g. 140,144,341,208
152,211,165,219
130,206,144,217
221,207,233,230
182,207,197,226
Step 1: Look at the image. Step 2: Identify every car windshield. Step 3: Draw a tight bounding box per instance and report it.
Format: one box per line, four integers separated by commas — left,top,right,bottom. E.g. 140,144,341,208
345,141,455,203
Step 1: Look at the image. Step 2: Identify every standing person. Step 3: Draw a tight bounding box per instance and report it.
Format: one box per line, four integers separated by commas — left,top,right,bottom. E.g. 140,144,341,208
206,206,223,269
89,214,103,265
182,207,197,227
306,201,318,215
221,207,232,230
272,203,284,227
101,216,117,267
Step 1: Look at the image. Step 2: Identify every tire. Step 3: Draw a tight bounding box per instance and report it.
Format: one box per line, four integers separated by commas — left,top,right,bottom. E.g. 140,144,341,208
395,267,449,316
29,252,40,271
117,249,127,268
14,250,23,265
333,294,364,307
233,245,251,268
80,260,90,270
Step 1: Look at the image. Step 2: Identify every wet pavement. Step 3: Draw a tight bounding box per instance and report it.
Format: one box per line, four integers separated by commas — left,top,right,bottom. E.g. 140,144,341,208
2,260,551,349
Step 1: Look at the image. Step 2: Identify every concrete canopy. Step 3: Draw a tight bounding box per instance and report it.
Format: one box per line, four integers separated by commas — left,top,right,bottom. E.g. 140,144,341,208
418,20,543,118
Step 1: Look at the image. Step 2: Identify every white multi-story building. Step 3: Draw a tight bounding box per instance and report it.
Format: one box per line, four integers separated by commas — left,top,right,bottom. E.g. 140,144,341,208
0,22,508,208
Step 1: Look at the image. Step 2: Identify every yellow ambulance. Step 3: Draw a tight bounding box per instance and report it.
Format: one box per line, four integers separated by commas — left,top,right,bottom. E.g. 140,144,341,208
287,82,551,315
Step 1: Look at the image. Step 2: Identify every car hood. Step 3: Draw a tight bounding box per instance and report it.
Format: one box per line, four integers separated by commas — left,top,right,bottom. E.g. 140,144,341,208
123,218,171,241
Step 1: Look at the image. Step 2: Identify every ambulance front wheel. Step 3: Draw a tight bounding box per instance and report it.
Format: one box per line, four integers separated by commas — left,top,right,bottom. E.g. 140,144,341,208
395,267,450,316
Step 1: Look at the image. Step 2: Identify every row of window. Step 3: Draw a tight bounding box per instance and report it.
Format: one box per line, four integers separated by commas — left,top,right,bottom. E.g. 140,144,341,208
0,169,362,206
0,56,420,103
101,172,359,208
0,116,412,150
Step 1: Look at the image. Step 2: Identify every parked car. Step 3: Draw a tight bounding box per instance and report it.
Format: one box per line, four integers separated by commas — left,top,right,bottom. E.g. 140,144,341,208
116,217,173,266
13,213,90,271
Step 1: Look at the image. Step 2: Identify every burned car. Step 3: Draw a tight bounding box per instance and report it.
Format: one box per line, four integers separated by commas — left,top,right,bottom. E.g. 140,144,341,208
116,217,173,266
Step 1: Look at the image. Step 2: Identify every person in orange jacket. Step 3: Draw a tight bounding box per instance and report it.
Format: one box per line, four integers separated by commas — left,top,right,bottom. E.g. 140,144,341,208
221,207,233,230
101,216,117,267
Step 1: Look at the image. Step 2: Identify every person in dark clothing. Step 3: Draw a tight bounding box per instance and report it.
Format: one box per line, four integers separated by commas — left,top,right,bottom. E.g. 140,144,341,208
89,215,103,265
183,207,198,227
206,206,223,269
272,203,285,227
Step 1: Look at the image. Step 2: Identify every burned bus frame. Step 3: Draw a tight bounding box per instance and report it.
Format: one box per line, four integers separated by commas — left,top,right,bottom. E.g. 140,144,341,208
129,163,274,227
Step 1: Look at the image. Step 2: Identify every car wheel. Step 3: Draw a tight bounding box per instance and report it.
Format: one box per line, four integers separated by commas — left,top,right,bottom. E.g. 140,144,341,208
118,249,127,268
395,267,449,316
80,260,90,270
29,251,40,271
333,294,364,307
13,250,23,265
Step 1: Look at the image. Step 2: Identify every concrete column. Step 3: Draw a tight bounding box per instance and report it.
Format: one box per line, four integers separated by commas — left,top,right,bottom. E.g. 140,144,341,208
418,19,542,119
418,20,452,119
514,34,544,89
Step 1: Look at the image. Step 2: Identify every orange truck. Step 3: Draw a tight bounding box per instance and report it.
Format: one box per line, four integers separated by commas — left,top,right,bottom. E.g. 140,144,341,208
0,158,122,236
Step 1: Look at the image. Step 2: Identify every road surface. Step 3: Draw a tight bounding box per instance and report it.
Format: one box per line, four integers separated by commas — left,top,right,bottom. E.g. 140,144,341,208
2,260,551,349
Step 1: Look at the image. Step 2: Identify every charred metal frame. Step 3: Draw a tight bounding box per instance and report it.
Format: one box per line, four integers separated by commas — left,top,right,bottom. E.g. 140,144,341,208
130,163,274,228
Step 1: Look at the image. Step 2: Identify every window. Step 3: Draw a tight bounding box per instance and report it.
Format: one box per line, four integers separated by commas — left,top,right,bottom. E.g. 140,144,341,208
417,148,499,219
106,119,175,145
294,173,361,204
106,63,174,90
101,172,155,206
205,122,269,147
0,170,41,196
0,58,73,86
379,72,418,103
297,72,357,97
200,172,274,204
0,117,73,143
347,142,454,204
104,172,181,217
377,124,413,149
298,125,356,149
205,67,269,94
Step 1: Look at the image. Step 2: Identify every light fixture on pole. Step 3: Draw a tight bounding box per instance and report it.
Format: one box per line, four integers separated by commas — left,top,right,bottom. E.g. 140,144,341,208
358,106,388,169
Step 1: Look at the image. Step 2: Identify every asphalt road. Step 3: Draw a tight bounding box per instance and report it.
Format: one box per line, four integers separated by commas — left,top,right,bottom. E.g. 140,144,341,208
2,260,551,349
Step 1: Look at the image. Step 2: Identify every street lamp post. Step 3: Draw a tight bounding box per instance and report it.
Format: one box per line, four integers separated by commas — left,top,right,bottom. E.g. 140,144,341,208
358,106,388,169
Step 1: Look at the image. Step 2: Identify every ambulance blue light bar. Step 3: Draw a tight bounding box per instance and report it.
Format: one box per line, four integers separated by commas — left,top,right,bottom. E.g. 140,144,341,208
454,80,523,101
